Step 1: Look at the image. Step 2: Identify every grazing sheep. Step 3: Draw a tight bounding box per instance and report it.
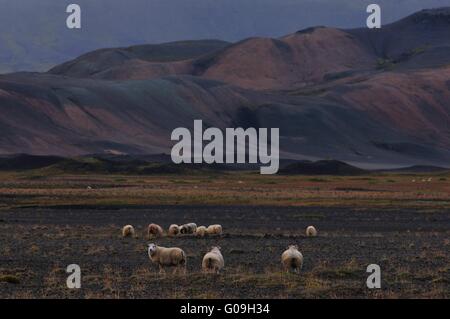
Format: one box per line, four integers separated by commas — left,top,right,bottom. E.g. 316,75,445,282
168,224,180,237
196,226,207,237
306,225,317,237
147,223,164,238
206,224,223,235
281,245,303,273
122,225,135,238
202,246,224,274
148,243,186,274
180,223,197,235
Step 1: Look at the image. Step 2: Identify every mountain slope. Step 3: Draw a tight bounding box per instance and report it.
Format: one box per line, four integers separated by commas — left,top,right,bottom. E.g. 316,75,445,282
48,27,377,89
48,40,230,79
3,0,446,74
1,8,450,168
349,8,450,69
47,8,450,90
1,66,450,167
0,73,246,155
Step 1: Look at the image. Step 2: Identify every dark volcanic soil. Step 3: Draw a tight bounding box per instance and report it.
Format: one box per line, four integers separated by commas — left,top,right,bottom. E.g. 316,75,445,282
0,206,449,298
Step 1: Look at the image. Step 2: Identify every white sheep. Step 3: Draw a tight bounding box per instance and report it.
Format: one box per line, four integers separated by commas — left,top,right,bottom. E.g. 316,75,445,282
122,225,135,238
196,226,207,237
306,225,317,237
202,246,224,274
206,224,223,235
168,224,180,237
148,243,186,274
281,245,303,273
147,223,164,238
180,223,197,235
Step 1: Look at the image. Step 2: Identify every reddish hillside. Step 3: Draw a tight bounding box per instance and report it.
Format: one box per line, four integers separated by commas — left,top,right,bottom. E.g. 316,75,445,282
325,67,450,149
49,28,376,90
48,40,229,79
1,8,450,168
194,27,376,90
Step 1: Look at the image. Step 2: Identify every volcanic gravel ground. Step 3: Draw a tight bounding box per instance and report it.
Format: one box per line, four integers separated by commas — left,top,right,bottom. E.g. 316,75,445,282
0,206,449,298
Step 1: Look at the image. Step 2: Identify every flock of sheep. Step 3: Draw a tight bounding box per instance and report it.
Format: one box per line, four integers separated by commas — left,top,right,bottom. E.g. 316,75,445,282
121,223,318,274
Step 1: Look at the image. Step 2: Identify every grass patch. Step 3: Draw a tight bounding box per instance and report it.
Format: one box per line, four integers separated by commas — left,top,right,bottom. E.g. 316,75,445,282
0,275,20,284
308,178,329,182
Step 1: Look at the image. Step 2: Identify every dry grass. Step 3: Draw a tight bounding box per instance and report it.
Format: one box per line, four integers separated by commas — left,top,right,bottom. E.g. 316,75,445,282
0,172,448,299
0,172,449,209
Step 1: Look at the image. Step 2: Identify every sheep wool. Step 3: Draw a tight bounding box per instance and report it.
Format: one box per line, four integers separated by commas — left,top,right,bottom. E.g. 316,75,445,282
180,223,197,235
168,224,180,237
147,223,164,238
122,225,135,238
148,243,186,274
202,246,224,274
306,226,318,237
206,224,223,235
196,226,207,237
281,245,303,273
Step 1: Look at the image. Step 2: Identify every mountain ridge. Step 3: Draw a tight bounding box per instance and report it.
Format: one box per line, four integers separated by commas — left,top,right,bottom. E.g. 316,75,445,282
1,8,450,169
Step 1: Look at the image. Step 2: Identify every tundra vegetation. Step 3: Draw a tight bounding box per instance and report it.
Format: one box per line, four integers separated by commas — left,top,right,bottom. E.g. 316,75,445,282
0,171,449,298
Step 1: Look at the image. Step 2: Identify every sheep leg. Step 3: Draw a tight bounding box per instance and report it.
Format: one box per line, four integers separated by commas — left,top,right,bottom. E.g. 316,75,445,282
158,265,166,275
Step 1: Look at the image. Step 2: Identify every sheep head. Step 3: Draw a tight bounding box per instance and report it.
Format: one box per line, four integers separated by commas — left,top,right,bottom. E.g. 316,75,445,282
148,243,158,256
210,246,221,253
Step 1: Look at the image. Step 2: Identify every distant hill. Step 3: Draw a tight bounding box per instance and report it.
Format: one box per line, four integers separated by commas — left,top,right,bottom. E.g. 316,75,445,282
1,8,450,168
37,156,229,175
0,154,449,175
2,0,445,73
279,160,368,175
47,8,450,89
48,40,230,79
0,154,65,170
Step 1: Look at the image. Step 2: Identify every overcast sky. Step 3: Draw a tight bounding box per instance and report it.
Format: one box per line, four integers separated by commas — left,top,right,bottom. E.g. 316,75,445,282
1,0,450,72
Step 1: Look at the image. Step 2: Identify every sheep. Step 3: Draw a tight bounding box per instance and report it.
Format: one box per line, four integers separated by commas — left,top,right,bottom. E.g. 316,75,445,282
202,246,224,274
180,223,197,235
122,225,135,238
281,245,303,273
168,224,180,237
206,224,223,236
147,223,164,238
306,225,317,237
148,243,186,274
196,226,207,237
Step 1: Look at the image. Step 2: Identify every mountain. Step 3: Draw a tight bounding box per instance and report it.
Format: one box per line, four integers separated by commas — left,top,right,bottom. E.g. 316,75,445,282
49,27,376,90
48,8,450,89
48,40,230,79
1,8,450,169
279,160,367,175
0,154,65,170
2,0,448,73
